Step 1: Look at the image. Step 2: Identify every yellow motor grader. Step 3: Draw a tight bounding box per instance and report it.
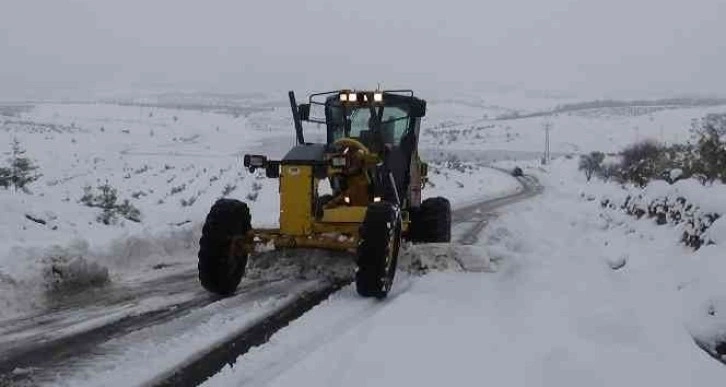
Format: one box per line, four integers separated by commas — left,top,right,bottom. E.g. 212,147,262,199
198,89,451,298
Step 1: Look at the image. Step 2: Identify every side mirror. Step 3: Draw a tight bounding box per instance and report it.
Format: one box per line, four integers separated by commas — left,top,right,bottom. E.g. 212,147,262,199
410,100,427,118
243,154,267,172
298,104,311,121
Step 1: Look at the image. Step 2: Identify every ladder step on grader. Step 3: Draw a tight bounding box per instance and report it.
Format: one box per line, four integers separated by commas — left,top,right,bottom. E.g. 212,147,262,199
198,89,451,299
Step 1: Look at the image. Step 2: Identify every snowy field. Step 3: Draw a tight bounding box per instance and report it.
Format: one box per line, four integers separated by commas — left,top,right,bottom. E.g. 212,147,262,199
421,101,726,156
0,98,520,320
2,93,726,385
205,157,726,387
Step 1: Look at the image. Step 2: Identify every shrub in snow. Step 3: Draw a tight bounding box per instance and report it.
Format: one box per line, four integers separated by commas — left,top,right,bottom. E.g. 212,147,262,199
618,140,666,187
134,165,150,175
609,186,722,250
597,162,622,183
80,182,142,224
0,270,17,286
578,151,605,182
689,114,726,184
222,183,237,196
180,196,197,207
441,157,475,174
246,181,263,201
705,218,726,245
0,138,41,193
246,191,259,201
170,184,186,195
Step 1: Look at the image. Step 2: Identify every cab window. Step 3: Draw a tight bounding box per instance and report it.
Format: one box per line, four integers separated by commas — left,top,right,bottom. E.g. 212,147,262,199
329,106,410,147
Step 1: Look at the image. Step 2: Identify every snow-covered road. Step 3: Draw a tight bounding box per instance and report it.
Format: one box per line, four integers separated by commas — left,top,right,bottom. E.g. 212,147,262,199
4,98,725,387
0,166,528,386
204,161,726,387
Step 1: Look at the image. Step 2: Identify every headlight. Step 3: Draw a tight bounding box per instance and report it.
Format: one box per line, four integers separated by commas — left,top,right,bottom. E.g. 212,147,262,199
331,156,347,167
339,93,348,102
373,92,383,102
348,93,357,102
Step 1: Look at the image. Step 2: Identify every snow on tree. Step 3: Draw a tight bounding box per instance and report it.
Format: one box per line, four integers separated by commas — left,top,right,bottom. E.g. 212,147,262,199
80,182,142,225
690,113,726,183
0,138,41,193
578,151,605,182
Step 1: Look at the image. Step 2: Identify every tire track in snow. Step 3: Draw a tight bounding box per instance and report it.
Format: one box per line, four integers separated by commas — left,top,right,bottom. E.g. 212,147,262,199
149,279,352,387
154,172,542,386
0,272,302,386
1,169,540,387
216,275,419,387
454,174,541,247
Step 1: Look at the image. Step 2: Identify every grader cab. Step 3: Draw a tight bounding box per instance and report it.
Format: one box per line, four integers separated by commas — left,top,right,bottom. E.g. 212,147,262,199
198,90,451,299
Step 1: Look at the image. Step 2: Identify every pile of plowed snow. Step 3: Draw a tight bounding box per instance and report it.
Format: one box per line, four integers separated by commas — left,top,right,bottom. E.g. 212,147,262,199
398,243,495,274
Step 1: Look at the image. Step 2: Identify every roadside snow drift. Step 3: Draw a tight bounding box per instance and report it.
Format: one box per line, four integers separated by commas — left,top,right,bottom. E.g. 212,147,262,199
204,157,726,387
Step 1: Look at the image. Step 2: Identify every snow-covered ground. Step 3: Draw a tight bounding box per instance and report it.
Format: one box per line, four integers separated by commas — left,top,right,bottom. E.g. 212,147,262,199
0,149,523,386
0,99,520,320
2,93,726,385
421,102,726,155
30,166,522,387
205,157,726,387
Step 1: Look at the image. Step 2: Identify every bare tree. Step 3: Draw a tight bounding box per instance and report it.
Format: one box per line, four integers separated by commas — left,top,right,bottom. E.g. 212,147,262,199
578,151,605,182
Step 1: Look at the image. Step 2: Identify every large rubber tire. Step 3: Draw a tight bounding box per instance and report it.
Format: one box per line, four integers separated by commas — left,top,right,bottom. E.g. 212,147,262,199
409,197,451,243
198,199,251,296
356,202,402,299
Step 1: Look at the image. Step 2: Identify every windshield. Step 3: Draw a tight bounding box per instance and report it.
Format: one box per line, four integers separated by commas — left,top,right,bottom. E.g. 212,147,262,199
329,106,410,147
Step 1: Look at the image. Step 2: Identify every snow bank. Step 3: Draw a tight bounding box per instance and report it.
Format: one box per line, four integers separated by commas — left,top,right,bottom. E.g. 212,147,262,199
706,217,726,245
535,157,726,361
203,156,726,386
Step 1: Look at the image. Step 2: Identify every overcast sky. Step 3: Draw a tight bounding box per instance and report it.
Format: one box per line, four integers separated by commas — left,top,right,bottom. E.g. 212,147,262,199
1,0,725,100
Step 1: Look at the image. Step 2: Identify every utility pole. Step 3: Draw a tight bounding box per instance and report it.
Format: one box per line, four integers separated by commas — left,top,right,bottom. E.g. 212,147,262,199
542,121,552,165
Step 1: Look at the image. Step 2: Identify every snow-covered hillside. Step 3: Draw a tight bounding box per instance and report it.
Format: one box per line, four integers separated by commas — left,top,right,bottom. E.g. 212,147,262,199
421,101,726,156
204,157,726,387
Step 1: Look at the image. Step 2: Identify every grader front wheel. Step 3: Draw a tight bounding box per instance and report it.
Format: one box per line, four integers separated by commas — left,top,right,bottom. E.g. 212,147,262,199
198,199,251,296
355,202,402,299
